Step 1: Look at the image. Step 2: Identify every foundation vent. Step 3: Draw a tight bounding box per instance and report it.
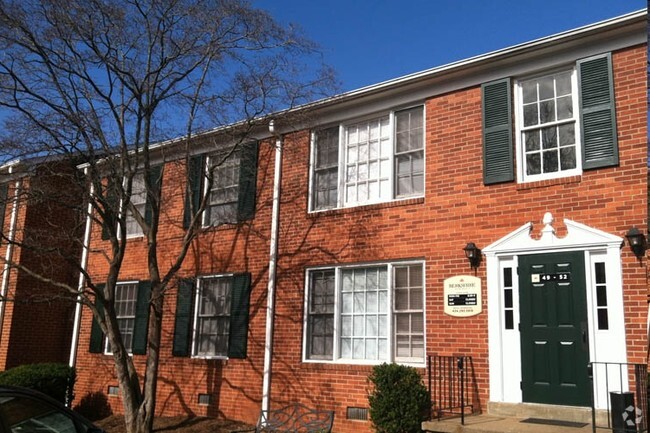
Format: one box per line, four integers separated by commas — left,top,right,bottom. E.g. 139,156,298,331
198,393,213,405
346,407,369,421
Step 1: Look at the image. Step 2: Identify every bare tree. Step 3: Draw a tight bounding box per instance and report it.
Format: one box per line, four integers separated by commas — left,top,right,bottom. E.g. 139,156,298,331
0,1,334,432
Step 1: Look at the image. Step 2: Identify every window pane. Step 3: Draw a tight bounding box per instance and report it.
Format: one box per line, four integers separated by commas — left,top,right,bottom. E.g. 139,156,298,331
523,104,538,127
539,100,555,123
559,146,576,170
542,127,557,149
595,262,606,284
597,309,609,330
525,131,540,152
526,154,541,175
542,150,558,173
538,76,554,100
557,96,573,120
558,124,575,146
556,72,572,96
522,81,537,103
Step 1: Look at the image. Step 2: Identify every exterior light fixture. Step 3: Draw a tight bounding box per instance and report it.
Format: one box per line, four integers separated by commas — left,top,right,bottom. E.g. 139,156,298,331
625,227,647,259
463,242,481,269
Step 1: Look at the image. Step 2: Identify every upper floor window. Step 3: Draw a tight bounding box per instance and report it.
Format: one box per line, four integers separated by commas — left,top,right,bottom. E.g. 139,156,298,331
183,142,258,229
205,152,241,226
310,106,424,211
482,53,618,185
125,173,146,237
304,262,425,365
516,69,581,182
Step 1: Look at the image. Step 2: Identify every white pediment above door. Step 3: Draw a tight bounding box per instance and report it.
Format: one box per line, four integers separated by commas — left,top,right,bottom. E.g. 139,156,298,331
483,212,623,256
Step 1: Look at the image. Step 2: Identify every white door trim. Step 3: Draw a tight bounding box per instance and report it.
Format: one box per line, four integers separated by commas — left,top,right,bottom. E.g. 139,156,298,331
483,213,626,408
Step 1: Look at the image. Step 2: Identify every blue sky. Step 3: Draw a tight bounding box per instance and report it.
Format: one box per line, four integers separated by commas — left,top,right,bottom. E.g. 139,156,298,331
254,0,646,92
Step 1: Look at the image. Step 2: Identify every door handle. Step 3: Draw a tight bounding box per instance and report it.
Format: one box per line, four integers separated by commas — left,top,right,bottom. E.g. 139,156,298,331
580,322,588,351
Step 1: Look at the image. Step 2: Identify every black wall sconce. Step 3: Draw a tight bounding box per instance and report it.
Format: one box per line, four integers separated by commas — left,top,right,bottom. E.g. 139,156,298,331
625,227,647,259
463,242,481,269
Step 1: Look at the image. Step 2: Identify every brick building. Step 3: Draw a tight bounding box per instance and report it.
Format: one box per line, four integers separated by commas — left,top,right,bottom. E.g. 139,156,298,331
70,10,647,431
0,159,80,370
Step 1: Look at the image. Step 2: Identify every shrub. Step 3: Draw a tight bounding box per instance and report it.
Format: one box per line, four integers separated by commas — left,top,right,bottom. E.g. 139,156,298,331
368,363,430,433
0,362,76,404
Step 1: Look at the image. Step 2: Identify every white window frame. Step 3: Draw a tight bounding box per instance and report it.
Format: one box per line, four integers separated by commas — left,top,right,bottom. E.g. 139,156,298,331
202,152,240,227
104,281,139,355
191,274,233,359
308,105,425,212
302,261,425,366
123,172,146,238
514,67,582,183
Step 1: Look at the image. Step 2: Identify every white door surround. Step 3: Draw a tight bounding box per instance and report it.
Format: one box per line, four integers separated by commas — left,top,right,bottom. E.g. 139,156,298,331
483,213,626,409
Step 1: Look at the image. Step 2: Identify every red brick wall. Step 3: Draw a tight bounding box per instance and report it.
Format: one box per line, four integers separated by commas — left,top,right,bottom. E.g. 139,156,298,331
266,44,647,433
73,43,647,433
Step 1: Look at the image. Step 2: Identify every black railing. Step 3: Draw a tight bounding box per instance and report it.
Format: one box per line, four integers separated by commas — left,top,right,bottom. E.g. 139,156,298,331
427,355,478,424
589,362,648,433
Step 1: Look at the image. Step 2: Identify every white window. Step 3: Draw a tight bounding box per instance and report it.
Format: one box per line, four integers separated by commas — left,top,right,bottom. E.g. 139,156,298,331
304,262,424,364
125,173,146,237
310,106,424,211
193,276,232,357
204,152,240,226
105,282,138,354
516,69,581,182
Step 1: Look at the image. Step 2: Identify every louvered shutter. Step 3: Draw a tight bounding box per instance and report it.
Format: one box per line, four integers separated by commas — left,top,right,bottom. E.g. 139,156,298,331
172,279,195,356
578,53,618,169
89,285,105,353
228,273,252,359
482,78,514,185
183,155,205,229
132,281,151,355
144,166,162,228
237,143,259,221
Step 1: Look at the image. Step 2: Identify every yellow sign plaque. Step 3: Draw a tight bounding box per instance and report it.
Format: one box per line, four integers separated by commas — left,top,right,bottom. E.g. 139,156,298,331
443,275,482,317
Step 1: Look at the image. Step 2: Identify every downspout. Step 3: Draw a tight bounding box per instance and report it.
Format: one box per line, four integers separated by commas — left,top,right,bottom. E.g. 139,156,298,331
262,121,282,412
0,171,21,347
68,167,94,369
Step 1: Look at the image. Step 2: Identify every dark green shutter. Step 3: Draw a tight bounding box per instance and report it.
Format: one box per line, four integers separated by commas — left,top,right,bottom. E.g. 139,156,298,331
578,53,618,169
132,281,151,355
172,279,195,356
183,155,205,229
0,183,8,235
482,78,514,185
101,179,119,240
237,143,259,221
89,285,105,353
228,273,252,359
144,166,162,227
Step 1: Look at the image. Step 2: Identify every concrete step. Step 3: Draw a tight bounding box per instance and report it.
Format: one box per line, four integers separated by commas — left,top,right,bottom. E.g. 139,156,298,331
422,415,610,433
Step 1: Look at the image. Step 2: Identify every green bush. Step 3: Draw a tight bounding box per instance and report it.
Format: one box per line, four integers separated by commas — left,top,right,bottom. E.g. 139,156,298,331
368,363,430,433
0,363,76,404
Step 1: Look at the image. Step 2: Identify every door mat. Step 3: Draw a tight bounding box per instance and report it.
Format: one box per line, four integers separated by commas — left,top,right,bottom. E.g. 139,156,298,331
521,418,589,428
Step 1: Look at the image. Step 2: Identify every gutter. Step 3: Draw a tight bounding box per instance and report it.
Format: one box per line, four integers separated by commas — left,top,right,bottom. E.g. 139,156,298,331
0,170,21,348
261,121,282,412
68,168,94,370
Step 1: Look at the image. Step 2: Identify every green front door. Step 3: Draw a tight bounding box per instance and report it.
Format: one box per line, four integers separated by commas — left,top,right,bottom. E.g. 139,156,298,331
518,251,590,406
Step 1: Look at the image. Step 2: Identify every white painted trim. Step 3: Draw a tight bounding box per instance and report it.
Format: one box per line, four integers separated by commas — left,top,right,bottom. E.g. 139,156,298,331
262,136,283,413
514,67,583,183
484,213,625,409
0,176,21,348
69,168,95,371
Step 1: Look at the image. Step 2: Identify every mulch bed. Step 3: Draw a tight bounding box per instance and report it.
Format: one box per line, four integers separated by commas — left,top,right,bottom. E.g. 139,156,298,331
95,415,253,433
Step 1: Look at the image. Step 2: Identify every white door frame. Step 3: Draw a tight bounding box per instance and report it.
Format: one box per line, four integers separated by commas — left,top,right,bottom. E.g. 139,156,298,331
483,213,626,409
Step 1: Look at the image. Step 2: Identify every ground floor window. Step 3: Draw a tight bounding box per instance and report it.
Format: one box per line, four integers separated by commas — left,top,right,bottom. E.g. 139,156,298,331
304,261,424,364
